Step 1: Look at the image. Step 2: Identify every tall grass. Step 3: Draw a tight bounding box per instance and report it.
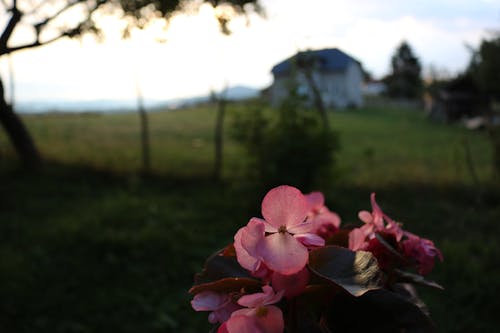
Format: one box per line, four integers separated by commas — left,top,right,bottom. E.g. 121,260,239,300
0,103,492,185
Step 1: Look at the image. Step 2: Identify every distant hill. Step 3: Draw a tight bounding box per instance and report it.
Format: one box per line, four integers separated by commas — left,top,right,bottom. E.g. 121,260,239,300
14,86,262,113
221,85,260,100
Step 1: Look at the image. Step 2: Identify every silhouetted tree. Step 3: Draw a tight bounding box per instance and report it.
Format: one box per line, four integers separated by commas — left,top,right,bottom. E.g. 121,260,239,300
384,41,423,99
467,33,500,178
472,35,500,98
0,0,260,168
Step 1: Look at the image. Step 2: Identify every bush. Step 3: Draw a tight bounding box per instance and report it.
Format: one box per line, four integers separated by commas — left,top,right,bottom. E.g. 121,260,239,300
232,92,339,191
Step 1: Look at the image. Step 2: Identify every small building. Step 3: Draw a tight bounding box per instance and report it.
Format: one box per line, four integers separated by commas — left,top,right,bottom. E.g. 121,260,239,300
428,75,489,123
269,48,364,108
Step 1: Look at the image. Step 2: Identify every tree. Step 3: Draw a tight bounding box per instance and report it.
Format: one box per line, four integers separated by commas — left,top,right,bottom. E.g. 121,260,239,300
467,33,500,178
473,35,500,98
0,0,260,168
384,41,423,99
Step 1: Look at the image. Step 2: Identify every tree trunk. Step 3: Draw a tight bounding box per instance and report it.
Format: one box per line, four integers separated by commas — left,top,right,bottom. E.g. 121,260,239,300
0,77,41,168
136,88,151,174
139,107,151,174
133,68,151,174
485,97,500,181
303,69,330,130
488,127,500,180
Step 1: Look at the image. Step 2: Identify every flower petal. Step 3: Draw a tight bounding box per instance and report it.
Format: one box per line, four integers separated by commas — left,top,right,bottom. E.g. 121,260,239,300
234,223,263,272
305,191,325,211
261,185,308,229
237,285,282,308
217,321,229,333
225,314,262,333
241,220,266,256
313,209,341,229
287,220,315,234
227,306,284,333
370,193,385,228
385,219,403,242
250,217,278,233
294,233,325,247
256,305,285,333
211,302,242,324
191,291,228,312
348,228,367,251
358,210,373,224
258,232,308,275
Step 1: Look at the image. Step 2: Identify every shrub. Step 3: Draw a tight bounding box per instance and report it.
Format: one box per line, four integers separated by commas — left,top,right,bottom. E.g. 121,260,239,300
232,91,339,191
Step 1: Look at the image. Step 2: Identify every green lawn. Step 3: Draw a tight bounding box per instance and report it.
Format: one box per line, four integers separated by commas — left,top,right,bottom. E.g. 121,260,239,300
0,102,498,332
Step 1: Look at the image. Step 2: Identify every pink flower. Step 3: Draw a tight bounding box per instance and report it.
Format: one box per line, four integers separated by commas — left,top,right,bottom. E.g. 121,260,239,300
234,218,269,277
252,185,325,275
219,285,284,333
401,232,444,275
349,193,403,251
191,291,241,324
363,233,402,270
305,191,341,239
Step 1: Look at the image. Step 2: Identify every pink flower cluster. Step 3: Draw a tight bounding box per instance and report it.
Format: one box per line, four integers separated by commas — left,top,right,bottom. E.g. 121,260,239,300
190,185,443,332
192,286,285,333
235,185,338,277
192,185,340,332
349,193,443,275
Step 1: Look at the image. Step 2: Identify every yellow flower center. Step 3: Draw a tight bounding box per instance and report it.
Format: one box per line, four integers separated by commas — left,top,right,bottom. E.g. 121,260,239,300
278,225,288,234
256,306,268,317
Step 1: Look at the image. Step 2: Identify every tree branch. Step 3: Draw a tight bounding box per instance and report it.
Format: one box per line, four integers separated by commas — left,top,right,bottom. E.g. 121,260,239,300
1,0,106,57
0,3,22,50
31,0,85,39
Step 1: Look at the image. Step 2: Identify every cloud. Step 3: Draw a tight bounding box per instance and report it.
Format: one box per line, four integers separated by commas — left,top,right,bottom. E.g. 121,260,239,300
1,0,499,103
327,15,486,77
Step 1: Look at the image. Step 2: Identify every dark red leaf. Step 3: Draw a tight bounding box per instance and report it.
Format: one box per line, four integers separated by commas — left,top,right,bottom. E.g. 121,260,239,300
189,277,262,295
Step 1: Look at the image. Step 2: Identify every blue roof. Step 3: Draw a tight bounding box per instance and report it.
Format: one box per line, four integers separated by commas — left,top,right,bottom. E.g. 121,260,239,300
271,48,358,76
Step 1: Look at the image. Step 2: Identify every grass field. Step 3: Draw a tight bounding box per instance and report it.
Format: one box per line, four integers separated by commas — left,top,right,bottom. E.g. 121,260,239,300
0,102,499,332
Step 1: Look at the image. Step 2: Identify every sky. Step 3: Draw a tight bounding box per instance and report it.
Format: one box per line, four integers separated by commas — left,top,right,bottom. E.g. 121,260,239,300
1,0,500,107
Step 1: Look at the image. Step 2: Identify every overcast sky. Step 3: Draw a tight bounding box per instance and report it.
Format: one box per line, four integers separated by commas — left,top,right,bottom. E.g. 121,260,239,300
1,0,499,104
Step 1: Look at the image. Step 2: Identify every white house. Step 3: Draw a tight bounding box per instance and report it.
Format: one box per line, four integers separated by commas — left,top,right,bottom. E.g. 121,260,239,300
362,80,387,96
269,48,364,108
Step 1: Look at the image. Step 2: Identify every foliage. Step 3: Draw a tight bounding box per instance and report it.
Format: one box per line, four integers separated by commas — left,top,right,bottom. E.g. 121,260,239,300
464,33,500,179
232,93,338,191
384,41,423,99
469,34,500,98
189,185,443,332
0,0,261,56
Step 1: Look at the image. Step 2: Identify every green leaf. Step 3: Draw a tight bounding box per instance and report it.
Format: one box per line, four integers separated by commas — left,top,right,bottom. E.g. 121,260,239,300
308,246,384,296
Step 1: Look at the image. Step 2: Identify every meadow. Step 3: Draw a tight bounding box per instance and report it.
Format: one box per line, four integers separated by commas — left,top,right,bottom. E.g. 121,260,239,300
0,101,498,332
